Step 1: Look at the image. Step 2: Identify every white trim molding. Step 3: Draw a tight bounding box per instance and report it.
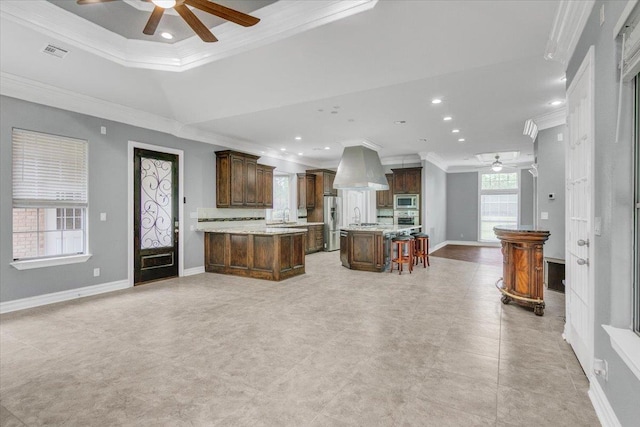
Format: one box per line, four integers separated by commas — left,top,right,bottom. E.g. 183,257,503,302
545,0,595,67
10,254,92,270
588,376,623,427
0,279,130,314
183,266,205,276
602,325,640,381
534,107,567,130
419,151,448,172
0,0,378,72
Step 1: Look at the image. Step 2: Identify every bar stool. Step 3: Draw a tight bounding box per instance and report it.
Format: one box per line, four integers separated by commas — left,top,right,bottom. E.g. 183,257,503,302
411,232,430,267
390,236,413,274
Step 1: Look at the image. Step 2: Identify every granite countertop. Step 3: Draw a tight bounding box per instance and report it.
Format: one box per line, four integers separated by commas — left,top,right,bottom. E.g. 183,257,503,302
196,224,308,235
340,225,422,234
266,222,325,227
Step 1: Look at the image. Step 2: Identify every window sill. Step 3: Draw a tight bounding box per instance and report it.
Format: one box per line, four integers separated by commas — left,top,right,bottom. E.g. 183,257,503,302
11,254,92,270
602,325,640,381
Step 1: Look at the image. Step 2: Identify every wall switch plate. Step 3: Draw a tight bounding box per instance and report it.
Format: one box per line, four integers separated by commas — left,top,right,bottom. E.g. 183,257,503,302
100,212,107,221
93,268,100,277
541,212,549,220
594,216,602,235
100,126,106,135
557,133,563,142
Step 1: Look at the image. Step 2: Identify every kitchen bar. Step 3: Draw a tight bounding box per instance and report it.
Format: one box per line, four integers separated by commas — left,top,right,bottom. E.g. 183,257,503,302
339,224,421,272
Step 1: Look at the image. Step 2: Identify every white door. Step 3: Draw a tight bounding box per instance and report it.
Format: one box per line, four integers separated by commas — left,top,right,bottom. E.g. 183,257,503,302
565,46,595,377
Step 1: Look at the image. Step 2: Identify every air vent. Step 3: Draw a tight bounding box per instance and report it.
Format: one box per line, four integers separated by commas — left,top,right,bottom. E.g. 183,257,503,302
42,44,69,59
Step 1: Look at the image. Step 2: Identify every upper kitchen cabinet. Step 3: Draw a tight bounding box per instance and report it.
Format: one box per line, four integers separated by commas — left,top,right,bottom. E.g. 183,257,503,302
392,167,422,194
376,174,394,208
216,150,274,208
297,173,316,209
306,169,337,196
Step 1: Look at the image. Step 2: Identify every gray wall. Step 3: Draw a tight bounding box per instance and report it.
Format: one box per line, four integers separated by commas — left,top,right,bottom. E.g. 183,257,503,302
566,1,640,424
536,125,567,259
423,159,446,247
446,172,478,241
0,96,317,303
520,168,535,227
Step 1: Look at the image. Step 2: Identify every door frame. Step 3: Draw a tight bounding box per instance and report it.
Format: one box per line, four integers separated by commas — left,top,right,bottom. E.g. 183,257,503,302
128,141,185,286
564,45,595,377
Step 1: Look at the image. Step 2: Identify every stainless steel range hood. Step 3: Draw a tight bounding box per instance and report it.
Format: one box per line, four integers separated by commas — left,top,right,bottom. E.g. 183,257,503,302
333,146,389,191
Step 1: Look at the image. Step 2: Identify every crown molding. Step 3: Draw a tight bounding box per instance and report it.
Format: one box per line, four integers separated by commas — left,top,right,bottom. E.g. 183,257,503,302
380,154,421,166
0,72,325,168
419,151,448,172
544,0,595,67
533,107,567,130
0,0,378,72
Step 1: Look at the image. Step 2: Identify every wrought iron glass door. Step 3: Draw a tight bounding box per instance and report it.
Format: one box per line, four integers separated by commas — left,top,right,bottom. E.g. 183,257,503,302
134,148,179,284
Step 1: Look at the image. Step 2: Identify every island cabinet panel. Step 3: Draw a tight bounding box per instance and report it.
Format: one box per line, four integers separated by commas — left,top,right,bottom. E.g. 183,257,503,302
205,233,226,266
392,167,422,195
204,231,305,281
216,150,274,208
229,234,249,268
253,235,274,271
341,230,386,272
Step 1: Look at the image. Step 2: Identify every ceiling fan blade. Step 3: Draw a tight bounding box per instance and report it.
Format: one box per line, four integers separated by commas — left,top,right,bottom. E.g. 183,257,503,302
184,0,260,27
174,4,218,42
77,0,117,4
143,6,165,36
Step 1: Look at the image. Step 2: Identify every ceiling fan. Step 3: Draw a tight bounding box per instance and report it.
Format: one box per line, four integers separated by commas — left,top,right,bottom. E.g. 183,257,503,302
77,0,260,43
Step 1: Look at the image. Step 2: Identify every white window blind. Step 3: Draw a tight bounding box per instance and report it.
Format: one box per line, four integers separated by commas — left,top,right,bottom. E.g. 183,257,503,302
12,129,88,207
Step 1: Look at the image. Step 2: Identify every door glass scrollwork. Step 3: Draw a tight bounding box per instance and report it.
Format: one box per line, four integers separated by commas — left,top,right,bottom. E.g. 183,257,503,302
140,157,173,249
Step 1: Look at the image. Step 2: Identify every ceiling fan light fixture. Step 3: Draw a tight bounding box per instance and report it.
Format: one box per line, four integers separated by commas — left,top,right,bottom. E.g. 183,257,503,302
491,155,503,172
152,0,176,8
160,31,174,40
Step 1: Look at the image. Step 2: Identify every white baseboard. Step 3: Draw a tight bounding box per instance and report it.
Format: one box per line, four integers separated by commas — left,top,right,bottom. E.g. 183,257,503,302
429,241,448,253
444,240,501,247
588,376,622,427
0,279,130,314
183,266,205,276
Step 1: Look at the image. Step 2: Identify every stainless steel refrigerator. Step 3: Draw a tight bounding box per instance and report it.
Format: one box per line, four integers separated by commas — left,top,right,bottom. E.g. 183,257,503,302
323,196,342,251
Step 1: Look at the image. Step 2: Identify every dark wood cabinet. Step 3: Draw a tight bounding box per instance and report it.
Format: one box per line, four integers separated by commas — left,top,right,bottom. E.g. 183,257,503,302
392,167,422,194
216,150,274,208
494,227,551,316
306,169,337,197
340,230,386,272
297,173,316,209
376,173,394,208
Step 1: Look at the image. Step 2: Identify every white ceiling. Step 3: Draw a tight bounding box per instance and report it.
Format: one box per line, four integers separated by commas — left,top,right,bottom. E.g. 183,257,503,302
0,0,565,171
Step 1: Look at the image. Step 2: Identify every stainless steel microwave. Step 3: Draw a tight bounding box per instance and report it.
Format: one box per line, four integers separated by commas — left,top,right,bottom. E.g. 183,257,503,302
394,194,419,210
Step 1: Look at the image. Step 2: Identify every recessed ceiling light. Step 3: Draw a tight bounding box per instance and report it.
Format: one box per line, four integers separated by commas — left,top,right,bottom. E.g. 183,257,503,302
550,100,564,106
458,138,465,142
298,152,303,156
394,120,406,124
452,129,460,133
295,136,302,140
280,148,286,151
160,32,174,40
431,98,442,104
443,116,452,121
324,146,330,150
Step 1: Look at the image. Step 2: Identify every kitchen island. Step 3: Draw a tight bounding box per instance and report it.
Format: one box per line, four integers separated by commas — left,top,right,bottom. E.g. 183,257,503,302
198,225,307,281
340,225,421,272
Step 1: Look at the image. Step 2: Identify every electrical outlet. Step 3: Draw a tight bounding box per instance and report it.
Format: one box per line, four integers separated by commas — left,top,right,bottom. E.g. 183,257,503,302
100,126,106,135
100,212,107,221
557,133,563,142
93,268,100,277
460,233,464,238
541,212,549,220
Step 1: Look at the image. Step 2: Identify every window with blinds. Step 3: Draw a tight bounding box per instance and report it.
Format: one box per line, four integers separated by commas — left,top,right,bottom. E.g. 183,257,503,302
12,129,88,260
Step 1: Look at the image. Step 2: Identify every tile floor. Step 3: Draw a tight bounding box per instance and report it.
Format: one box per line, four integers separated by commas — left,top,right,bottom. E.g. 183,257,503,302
0,251,600,426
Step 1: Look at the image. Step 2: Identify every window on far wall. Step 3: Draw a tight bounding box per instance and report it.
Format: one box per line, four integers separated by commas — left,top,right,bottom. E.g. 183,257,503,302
271,175,290,220
12,129,88,260
479,172,519,242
